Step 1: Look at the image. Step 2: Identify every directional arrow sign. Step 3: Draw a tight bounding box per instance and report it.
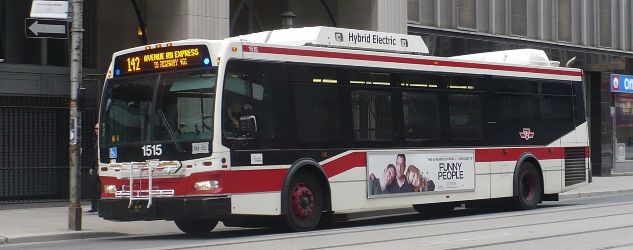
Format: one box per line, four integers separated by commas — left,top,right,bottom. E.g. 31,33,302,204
25,18,69,39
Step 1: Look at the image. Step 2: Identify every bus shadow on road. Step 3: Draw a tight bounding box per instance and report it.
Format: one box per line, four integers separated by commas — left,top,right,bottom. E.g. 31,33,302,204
110,203,577,242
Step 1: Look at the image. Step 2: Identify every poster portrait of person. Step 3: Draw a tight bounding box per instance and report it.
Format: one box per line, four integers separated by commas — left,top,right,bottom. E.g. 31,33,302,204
406,165,435,192
386,154,414,193
368,164,396,195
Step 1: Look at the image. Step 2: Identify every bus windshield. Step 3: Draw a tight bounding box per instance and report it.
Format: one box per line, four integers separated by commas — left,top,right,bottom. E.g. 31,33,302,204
100,68,217,147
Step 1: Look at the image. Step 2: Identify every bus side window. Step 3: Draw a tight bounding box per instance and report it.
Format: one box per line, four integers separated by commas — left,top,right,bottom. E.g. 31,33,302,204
448,94,483,141
222,60,279,147
402,92,441,141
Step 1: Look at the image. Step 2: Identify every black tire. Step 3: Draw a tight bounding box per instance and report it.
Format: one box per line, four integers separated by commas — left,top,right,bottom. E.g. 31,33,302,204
283,172,324,232
175,219,218,236
412,203,456,217
513,162,542,210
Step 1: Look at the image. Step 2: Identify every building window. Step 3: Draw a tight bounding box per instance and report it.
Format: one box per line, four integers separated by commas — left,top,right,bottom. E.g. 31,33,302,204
409,0,435,26
557,0,572,42
510,0,527,36
457,0,476,30
408,0,420,23
598,0,612,47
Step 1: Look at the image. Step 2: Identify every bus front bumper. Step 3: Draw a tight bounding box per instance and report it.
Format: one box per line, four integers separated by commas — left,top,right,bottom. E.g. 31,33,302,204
97,196,231,221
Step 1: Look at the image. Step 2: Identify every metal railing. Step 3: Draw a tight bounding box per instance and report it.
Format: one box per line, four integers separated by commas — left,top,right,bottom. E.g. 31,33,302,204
0,95,98,203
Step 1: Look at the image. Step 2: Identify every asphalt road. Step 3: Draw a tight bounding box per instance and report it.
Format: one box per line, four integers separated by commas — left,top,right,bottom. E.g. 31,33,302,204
4,193,633,250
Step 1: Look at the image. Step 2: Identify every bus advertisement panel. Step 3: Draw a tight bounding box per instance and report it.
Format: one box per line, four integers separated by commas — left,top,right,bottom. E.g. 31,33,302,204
367,151,475,197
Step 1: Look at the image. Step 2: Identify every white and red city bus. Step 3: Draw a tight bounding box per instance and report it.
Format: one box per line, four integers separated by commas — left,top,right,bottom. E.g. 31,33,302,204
97,26,589,235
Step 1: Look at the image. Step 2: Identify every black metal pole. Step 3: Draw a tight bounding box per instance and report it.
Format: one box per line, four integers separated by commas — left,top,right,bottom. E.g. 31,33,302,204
318,0,337,27
130,0,148,45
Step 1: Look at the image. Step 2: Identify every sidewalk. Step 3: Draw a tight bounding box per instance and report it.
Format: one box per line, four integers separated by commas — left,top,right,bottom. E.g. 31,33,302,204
0,204,181,244
558,174,633,200
1,175,633,245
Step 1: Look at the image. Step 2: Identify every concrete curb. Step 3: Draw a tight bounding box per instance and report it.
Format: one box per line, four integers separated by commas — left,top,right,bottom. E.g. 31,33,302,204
559,189,633,200
0,232,127,245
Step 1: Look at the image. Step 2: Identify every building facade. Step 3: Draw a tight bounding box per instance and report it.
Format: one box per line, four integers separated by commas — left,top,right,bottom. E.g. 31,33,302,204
0,0,628,202
405,0,633,177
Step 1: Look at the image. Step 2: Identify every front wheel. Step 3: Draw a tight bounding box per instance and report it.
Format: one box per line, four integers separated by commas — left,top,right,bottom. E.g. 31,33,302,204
513,162,542,210
283,173,324,232
175,219,218,236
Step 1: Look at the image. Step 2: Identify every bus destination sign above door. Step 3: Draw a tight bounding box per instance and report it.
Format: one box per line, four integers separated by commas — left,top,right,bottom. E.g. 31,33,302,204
113,45,211,77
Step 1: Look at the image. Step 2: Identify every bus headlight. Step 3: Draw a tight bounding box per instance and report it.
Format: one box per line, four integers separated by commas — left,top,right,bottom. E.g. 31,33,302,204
104,185,117,194
194,180,219,191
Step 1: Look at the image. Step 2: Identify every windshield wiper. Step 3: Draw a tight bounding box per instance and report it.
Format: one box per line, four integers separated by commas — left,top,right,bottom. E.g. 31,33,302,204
158,108,184,152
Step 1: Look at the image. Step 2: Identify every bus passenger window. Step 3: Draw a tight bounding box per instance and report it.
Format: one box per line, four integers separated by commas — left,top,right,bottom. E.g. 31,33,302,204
449,94,483,140
402,92,440,141
293,85,343,144
352,90,394,141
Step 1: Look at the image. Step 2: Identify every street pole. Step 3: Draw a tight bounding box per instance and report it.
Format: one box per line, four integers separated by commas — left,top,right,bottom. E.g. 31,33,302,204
68,0,84,231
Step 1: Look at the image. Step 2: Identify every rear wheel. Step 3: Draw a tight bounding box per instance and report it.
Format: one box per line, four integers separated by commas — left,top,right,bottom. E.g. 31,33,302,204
283,173,324,231
513,162,542,210
175,219,218,236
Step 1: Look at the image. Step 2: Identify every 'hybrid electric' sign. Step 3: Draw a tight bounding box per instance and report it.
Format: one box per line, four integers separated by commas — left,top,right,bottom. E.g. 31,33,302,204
611,74,633,93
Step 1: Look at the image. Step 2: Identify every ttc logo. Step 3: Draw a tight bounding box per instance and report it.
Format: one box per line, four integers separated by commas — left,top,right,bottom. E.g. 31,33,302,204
612,74,620,91
519,128,534,141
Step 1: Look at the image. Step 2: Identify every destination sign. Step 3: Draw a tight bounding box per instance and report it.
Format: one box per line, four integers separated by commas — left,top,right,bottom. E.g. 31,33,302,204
113,45,211,77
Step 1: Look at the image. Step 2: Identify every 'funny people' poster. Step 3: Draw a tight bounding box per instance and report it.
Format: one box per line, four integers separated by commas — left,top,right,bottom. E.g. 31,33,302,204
367,151,475,197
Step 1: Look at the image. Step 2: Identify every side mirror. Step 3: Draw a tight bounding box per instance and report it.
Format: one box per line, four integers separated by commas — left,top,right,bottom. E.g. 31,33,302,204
239,115,257,135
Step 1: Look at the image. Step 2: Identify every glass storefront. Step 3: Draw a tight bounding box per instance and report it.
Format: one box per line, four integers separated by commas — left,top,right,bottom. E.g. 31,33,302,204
615,93,633,160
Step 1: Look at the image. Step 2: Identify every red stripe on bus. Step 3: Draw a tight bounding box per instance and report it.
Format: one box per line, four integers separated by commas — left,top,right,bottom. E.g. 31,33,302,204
221,152,368,193
222,169,287,193
322,152,367,178
100,147,586,197
242,45,582,77
475,147,565,162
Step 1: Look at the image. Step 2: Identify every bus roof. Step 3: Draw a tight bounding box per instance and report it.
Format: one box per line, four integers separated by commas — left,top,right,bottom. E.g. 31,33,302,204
227,26,429,54
106,27,581,81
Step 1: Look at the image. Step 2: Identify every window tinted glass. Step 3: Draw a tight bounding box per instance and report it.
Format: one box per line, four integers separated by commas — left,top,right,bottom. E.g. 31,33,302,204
102,75,155,144
352,90,394,141
495,94,538,122
402,92,440,141
292,65,338,85
573,82,586,124
541,80,572,95
293,85,343,143
223,61,277,143
350,71,391,86
447,76,481,90
540,95,573,123
494,79,538,93
449,94,483,140
154,71,215,141
400,73,441,88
